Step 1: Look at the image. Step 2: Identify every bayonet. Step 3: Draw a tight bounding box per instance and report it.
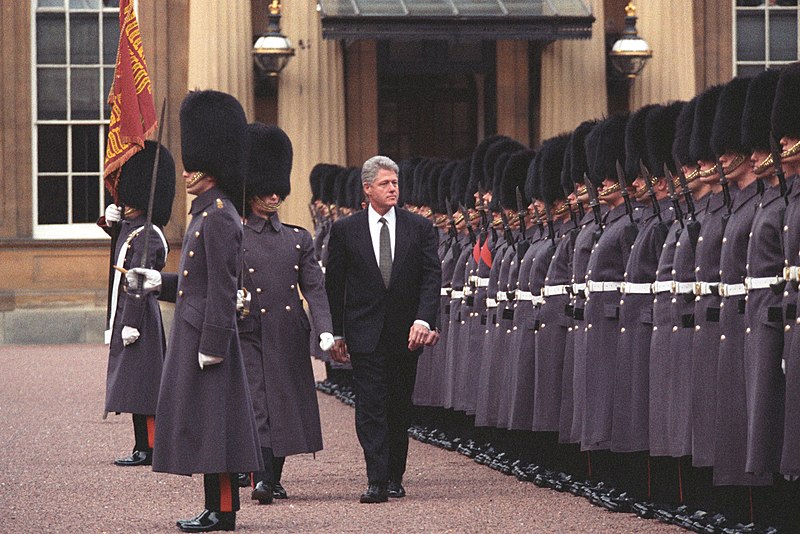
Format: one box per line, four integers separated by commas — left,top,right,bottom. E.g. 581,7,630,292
664,165,684,228
717,158,733,216
459,203,476,245
616,160,635,224
771,133,788,205
515,186,527,240
477,183,489,231
674,157,697,221
445,197,458,240
640,159,662,222
499,208,516,250
584,174,603,232
532,204,545,233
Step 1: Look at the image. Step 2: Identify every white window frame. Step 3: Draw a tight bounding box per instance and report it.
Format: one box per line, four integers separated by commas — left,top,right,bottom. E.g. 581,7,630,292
733,1,800,76
31,0,119,239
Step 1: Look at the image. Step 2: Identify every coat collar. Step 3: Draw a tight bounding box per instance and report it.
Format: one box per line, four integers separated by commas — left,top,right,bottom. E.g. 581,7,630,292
245,211,282,233
190,186,228,216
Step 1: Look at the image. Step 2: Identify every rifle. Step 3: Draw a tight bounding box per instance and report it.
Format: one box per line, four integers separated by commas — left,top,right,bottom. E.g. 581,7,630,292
717,158,733,216
771,134,789,206
459,203,476,245
664,165,685,229
673,156,697,221
640,160,662,223
616,160,635,224
515,186,528,240
499,209,516,250
543,201,555,241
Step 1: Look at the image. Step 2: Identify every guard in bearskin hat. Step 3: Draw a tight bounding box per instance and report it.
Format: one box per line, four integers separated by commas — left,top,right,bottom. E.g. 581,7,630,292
126,90,262,532
100,140,174,468
238,122,334,505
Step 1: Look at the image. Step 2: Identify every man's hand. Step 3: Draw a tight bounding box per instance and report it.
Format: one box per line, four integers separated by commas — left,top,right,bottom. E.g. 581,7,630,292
330,339,350,363
125,267,162,293
423,328,440,347
121,326,140,346
319,332,335,351
408,322,431,351
104,204,122,226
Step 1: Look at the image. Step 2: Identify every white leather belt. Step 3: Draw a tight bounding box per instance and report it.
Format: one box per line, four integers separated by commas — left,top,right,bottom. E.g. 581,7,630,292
572,283,587,295
451,290,464,299
475,277,490,288
468,275,479,286
496,292,508,302
440,287,452,296
516,291,534,301
784,266,800,282
486,298,498,308
542,285,570,297
532,295,545,305
463,286,474,297
586,281,623,294
621,282,652,295
693,281,718,296
745,276,782,291
652,281,673,294
719,283,746,297
671,281,695,295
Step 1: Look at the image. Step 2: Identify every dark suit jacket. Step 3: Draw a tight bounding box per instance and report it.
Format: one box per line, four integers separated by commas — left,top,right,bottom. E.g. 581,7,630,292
325,207,441,354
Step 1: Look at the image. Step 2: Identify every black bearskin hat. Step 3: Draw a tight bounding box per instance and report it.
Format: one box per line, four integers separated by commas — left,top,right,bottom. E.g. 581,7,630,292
771,62,800,140
742,69,780,152
320,165,342,204
398,157,422,207
672,97,697,167
452,159,471,208
437,160,458,213
180,90,248,211
332,167,351,206
118,140,176,227
484,138,526,193
570,120,598,187
625,104,658,179
646,101,685,175
561,136,573,197
690,84,724,163
501,149,536,209
348,167,363,209
585,113,628,186
468,135,508,198
539,134,570,205
710,77,752,157
526,148,543,201
309,163,337,202
246,122,293,200
489,152,512,211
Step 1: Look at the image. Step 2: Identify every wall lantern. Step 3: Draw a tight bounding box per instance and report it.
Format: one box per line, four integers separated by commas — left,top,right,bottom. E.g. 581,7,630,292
609,1,652,79
253,1,295,77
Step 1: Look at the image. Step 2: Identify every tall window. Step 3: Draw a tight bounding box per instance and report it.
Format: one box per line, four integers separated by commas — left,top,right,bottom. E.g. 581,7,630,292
32,0,119,239
735,0,800,76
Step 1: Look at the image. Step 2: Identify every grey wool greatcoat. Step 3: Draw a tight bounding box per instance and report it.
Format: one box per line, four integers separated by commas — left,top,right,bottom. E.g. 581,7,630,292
781,175,800,476
442,240,473,410
105,215,167,416
238,213,331,457
713,179,771,487
744,182,791,475
690,191,728,468
581,203,635,450
612,199,672,453
153,187,262,476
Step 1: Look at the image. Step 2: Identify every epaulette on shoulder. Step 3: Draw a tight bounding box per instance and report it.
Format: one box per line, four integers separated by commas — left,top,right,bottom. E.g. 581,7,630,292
282,222,309,234
216,198,224,209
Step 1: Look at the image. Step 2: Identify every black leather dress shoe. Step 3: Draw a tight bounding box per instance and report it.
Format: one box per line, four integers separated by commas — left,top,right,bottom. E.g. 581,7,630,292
387,481,406,498
272,481,288,499
236,473,250,488
113,450,152,467
176,510,235,532
359,483,388,503
251,481,274,504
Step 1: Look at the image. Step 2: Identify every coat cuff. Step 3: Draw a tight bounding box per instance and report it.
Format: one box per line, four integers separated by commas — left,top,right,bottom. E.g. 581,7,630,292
199,323,234,358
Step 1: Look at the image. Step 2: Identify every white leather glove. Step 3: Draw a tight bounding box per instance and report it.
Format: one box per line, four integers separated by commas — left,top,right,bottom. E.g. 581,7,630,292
198,352,223,370
126,267,162,293
783,357,787,375
121,326,140,346
105,204,123,226
319,332,335,351
236,289,251,312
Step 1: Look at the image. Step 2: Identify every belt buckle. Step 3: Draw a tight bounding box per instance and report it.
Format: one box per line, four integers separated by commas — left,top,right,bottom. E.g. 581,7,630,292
744,278,752,292
719,284,727,298
670,280,678,294
693,281,702,296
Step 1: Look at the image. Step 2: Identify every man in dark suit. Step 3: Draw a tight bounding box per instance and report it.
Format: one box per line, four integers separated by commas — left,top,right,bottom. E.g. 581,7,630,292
326,155,442,503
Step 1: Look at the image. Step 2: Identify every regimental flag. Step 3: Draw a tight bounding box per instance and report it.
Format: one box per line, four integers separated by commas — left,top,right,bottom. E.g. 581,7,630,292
103,0,157,203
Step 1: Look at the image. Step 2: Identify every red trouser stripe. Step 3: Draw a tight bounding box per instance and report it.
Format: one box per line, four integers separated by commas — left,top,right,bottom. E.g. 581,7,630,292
219,473,233,512
146,416,155,449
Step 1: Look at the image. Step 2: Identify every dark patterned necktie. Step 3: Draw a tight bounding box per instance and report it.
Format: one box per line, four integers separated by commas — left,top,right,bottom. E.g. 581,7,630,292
379,217,392,287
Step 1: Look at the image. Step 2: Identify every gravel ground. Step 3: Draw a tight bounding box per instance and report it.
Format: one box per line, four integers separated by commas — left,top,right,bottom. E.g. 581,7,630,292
0,344,683,533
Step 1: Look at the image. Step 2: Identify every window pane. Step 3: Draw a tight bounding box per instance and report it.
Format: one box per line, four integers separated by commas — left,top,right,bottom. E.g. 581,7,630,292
36,13,66,64
38,0,65,8
72,175,100,223
70,12,99,64
38,177,68,224
70,0,101,8
72,125,100,172
102,12,120,64
737,12,766,61
71,68,100,119
770,12,798,61
737,64,766,77
103,67,114,119
36,125,67,172
38,125,69,172
37,67,67,119
103,0,120,7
